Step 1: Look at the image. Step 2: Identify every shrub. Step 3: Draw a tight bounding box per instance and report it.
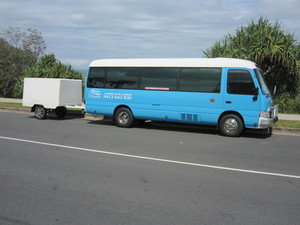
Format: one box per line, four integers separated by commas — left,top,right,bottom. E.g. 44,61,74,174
273,95,300,114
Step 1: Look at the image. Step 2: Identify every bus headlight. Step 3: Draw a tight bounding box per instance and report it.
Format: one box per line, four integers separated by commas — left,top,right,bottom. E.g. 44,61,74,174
260,111,269,119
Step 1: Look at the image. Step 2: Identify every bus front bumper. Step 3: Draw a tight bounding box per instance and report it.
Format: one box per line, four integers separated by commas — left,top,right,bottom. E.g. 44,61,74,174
258,106,278,129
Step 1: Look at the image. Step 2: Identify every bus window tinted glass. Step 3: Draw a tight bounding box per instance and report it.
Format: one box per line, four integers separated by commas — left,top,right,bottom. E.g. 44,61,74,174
106,68,139,89
87,67,105,88
141,68,178,91
227,70,256,95
179,68,222,92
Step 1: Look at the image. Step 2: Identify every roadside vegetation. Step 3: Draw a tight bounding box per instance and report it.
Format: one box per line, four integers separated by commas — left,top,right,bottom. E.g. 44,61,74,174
273,95,300,114
0,102,26,109
0,27,83,99
204,17,300,99
274,120,300,129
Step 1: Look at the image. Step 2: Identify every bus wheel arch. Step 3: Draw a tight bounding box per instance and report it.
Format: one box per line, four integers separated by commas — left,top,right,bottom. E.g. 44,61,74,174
114,106,135,128
218,111,244,137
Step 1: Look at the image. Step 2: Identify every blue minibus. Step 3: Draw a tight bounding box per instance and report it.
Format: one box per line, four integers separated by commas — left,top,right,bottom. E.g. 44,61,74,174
84,58,278,137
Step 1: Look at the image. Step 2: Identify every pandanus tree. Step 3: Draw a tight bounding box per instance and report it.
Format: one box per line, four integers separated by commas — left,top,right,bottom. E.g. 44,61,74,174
204,17,300,97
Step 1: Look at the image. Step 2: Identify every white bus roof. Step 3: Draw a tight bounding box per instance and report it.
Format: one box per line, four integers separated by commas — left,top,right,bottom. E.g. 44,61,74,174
89,58,257,69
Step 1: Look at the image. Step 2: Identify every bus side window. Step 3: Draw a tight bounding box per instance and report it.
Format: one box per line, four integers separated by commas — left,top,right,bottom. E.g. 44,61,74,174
227,70,256,95
87,67,106,88
140,68,177,91
179,68,221,92
106,68,139,89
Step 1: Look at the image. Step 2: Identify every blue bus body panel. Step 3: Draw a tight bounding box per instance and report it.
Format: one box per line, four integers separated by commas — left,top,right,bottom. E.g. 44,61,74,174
85,88,223,125
84,66,273,129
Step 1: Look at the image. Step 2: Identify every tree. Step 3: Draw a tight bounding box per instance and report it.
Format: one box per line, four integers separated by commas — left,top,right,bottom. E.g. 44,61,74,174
0,27,46,97
23,54,83,79
1,27,46,60
12,54,83,98
0,38,15,97
204,17,300,97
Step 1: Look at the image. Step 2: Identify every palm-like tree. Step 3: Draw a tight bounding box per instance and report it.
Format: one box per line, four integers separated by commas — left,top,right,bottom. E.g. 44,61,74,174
204,17,299,97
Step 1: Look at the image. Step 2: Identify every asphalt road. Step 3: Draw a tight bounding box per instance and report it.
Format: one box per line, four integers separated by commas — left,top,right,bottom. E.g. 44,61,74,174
0,111,300,225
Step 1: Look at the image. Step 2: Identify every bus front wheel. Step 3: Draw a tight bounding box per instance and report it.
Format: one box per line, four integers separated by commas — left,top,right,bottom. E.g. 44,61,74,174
115,107,134,128
219,114,244,137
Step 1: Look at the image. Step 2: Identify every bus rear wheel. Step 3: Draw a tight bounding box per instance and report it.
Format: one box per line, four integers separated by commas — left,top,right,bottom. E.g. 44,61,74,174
219,114,244,137
115,107,134,128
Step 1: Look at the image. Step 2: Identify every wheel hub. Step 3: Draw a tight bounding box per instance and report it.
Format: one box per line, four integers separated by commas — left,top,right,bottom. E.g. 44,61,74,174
224,118,238,133
118,112,129,124
36,108,44,117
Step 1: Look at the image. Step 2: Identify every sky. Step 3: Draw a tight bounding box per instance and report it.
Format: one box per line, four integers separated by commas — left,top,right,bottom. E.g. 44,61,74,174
1,0,300,70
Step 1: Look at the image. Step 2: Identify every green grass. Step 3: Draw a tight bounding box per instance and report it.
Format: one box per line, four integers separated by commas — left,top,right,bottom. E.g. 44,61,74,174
0,102,28,109
274,120,300,129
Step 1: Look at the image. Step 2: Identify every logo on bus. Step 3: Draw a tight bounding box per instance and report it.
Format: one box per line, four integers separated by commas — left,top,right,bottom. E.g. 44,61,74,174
89,89,102,98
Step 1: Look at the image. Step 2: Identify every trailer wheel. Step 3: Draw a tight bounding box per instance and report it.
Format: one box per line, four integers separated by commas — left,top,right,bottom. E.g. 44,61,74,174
114,107,134,128
219,114,244,137
55,107,67,118
35,106,47,119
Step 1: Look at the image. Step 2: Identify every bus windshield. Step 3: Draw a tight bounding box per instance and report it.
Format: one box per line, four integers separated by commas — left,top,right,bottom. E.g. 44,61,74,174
254,69,270,95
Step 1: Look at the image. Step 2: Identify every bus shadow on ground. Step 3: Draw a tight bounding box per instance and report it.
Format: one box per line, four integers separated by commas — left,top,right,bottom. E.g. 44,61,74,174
87,118,272,139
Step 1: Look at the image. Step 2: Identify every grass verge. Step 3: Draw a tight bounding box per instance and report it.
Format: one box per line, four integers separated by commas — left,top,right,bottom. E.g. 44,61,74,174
274,120,300,129
0,102,28,109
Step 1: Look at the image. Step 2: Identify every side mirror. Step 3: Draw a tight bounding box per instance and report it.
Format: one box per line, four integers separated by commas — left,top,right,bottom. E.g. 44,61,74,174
273,85,277,96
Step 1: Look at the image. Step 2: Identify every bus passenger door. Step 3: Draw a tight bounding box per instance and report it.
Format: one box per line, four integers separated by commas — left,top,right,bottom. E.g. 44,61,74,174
223,69,260,128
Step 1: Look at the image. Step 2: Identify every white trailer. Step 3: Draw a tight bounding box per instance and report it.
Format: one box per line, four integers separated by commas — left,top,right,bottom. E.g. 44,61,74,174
23,78,83,119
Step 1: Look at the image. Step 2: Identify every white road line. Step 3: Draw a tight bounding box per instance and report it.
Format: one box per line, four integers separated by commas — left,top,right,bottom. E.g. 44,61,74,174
1,135,300,179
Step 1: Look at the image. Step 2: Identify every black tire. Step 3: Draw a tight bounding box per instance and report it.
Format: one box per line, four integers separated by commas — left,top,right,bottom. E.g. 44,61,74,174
35,106,47,119
55,107,67,118
114,107,134,128
219,114,244,137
